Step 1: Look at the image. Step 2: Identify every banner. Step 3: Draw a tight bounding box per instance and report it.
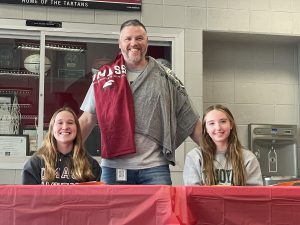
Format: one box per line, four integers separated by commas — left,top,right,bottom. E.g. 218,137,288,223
0,0,141,11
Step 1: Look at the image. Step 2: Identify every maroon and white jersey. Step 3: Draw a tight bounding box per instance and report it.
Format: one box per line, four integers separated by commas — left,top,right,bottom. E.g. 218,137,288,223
93,53,136,159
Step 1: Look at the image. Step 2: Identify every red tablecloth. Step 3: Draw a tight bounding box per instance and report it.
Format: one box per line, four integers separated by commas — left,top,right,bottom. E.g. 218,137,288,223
174,186,300,225
1,185,300,225
0,185,178,225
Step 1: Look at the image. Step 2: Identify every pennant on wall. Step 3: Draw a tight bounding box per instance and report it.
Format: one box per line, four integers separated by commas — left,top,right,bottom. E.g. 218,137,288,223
0,0,141,11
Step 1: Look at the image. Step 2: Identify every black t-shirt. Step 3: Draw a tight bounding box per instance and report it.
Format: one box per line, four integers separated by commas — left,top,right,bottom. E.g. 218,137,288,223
22,152,101,185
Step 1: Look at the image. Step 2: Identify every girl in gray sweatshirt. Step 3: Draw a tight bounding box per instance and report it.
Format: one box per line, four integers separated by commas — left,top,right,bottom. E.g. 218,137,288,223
183,104,263,186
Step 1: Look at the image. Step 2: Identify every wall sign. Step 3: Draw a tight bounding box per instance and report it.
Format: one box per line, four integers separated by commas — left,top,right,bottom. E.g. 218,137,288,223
0,0,141,11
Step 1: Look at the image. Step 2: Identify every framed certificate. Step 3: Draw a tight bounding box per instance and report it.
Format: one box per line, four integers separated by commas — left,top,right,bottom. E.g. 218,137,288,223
0,135,29,157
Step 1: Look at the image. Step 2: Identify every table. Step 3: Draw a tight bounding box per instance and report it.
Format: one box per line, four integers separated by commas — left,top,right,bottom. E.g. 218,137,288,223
1,185,300,225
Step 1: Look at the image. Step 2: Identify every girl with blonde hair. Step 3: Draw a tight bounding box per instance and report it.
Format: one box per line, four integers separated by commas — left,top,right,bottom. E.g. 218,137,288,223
22,107,101,184
183,104,262,186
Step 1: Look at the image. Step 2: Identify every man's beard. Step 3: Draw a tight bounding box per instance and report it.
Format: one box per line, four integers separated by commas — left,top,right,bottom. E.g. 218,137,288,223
123,49,145,64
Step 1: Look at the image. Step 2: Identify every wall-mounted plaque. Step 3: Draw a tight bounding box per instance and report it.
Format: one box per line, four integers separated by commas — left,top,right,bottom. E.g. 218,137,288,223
0,135,29,157
57,51,86,79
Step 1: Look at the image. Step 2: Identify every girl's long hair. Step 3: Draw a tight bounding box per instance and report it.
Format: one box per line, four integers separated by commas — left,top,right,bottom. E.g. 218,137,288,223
36,107,95,182
201,104,246,186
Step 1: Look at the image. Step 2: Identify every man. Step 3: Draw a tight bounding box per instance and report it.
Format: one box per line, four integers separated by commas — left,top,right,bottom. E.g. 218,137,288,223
79,19,201,185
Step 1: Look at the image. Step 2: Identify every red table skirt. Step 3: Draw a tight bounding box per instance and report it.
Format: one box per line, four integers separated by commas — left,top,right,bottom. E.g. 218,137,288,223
1,185,300,225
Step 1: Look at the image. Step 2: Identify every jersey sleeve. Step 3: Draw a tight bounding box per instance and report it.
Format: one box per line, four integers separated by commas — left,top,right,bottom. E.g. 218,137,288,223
175,96,200,148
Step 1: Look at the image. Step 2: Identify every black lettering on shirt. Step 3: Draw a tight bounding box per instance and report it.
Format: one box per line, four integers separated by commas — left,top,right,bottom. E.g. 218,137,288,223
215,169,233,185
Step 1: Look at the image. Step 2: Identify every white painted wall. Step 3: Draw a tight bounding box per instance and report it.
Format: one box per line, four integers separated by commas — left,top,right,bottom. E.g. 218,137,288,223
1,0,300,184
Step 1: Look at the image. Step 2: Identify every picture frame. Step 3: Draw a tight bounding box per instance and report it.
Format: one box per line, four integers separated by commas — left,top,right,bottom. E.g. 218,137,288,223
0,93,13,108
57,51,86,79
22,127,48,155
0,135,29,157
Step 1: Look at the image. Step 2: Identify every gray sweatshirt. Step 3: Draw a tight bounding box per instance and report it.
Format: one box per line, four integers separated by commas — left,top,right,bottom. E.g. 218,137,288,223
183,147,263,186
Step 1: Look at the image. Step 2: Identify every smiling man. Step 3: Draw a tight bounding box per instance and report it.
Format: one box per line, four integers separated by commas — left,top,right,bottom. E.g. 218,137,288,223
79,19,201,185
